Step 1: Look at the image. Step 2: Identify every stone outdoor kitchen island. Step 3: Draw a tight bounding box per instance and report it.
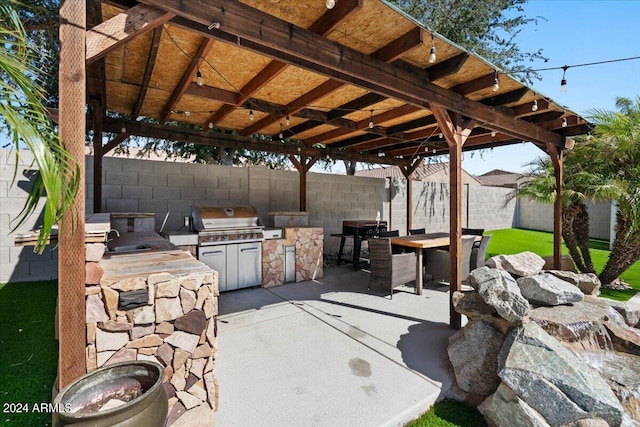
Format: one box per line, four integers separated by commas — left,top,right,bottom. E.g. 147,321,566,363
84,232,218,426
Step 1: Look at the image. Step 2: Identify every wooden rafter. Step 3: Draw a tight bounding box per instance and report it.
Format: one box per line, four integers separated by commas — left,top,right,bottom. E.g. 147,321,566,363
481,88,529,107
137,0,566,148
131,26,163,117
86,4,174,63
426,53,469,81
451,72,496,96
239,25,425,136
159,37,215,123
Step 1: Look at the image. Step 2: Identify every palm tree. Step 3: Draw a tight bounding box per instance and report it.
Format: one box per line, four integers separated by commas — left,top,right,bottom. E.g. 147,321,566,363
518,96,640,287
588,97,640,285
1,1,79,253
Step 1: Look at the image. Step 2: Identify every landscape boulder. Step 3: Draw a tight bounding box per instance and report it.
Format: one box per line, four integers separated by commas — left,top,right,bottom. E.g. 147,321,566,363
486,251,546,277
546,270,601,296
468,267,530,323
498,322,624,427
517,273,584,306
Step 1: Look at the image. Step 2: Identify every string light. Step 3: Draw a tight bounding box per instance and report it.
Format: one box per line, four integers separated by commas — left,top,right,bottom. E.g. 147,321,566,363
285,115,290,126
279,122,283,140
208,121,214,129
490,130,496,137
532,99,539,112
561,117,568,127
326,0,335,9
560,65,568,92
369,110,374,129
492,71,500,92
428,35,436,64
120,124,126,134
249,110,254,121
184,111,191,117
196,68,204,87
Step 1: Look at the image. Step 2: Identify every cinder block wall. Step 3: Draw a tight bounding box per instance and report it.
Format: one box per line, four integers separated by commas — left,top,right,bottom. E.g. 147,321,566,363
0,149,612,283
518,197,611,240
0,150,58,283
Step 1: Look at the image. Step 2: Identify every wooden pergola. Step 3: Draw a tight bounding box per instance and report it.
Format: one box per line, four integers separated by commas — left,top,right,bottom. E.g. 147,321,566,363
57,0,586,387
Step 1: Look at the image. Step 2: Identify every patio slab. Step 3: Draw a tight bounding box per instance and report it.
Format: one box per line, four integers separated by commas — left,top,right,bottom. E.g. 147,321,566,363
213,266,459,426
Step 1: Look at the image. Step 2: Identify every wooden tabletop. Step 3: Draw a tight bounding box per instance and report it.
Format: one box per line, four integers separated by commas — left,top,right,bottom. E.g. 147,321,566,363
389,233,478,249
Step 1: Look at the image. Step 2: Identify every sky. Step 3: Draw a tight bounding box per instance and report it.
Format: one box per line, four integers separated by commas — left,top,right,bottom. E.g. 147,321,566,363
458,0,640,176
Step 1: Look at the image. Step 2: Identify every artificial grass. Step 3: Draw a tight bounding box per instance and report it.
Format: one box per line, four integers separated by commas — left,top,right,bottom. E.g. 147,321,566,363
405,399,486,427
485,228,640,301
0,280,58,427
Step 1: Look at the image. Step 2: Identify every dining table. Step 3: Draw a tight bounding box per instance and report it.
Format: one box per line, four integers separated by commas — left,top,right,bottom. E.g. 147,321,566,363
389,232,479,295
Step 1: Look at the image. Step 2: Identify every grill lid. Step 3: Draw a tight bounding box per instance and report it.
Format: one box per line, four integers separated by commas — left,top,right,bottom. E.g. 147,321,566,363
191,205,260,231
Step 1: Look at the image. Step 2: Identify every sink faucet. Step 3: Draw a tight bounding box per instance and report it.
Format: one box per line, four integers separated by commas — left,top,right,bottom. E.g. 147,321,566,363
107,228,120,242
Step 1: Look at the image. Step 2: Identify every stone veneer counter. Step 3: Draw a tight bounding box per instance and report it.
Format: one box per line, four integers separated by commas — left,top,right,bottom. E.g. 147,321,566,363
88,232,218,426
262,227,323,288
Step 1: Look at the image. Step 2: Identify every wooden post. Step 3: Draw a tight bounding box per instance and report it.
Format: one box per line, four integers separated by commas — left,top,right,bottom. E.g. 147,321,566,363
58,0,86,388
548,143,563,270
405,175,413,234
431,104,474,330
91,99,103,213
288,154,319,211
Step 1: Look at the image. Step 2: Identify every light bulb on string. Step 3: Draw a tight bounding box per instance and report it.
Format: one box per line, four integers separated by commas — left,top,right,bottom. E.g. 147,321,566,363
279,123,283,140
532,99,538,112
490,130,496,137
285,115,290,126
562,117,568,128
326,0,335,9
428,35,436,64
208,121,214,129
560,65,568,92
249,110,254,121
369,110,374,129
120,124,127,134
196,69,204,87
492,71,500,92
184,111,191,117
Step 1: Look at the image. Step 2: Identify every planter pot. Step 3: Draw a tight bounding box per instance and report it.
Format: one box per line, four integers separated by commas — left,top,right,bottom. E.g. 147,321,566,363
52,361,167,427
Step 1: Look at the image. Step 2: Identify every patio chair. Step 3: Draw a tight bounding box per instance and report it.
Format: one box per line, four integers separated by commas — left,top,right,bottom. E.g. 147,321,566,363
368,238,416,299
462,227,485,248
423,235,476,284
378,230,400,237
409,228,425,235
470,234,492,271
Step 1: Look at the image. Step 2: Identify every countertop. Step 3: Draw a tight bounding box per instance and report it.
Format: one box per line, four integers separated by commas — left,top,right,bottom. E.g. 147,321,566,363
100,232,212,283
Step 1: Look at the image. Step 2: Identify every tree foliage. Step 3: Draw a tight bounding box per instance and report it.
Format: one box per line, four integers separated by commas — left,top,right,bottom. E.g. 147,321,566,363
390,0,547,83
518,97,640,287
1,0,80,253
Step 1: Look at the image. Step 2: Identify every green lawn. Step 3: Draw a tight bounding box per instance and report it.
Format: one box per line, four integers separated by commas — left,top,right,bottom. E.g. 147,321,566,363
485,228,640,301
406,399,486,427
0,280,58,427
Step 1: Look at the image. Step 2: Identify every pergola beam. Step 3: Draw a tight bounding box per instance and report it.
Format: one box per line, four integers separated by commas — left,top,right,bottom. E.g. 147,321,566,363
136,0,566,148
86,4,174,63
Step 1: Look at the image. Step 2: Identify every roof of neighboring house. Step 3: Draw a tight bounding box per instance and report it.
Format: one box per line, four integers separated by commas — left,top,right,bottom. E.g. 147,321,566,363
476,170,527,188
355,163,482,185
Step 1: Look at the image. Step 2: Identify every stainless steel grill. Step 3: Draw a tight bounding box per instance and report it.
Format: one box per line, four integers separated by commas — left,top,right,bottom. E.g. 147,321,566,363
191,205,264,292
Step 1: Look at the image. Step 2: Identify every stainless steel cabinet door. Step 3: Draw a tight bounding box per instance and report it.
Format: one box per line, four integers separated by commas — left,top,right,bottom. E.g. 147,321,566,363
199,246,228,292
237,242,262,289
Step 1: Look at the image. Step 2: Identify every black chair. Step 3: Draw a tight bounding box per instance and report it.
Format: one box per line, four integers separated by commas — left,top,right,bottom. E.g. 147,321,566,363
409,228,425,235
379,230,400,237
368,238,416,299
462,228,484,248
423,235,477,284
470,235,492,270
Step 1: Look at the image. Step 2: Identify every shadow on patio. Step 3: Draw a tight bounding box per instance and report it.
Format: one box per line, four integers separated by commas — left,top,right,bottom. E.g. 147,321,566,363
214,265,459,427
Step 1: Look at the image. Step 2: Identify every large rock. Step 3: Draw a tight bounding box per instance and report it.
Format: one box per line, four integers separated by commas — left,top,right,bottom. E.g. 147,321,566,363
486,251,546,277
517,273,584,306
448,320,504,396
498,322,624,426
575,351,640,425
468,267,530,323
546,270,601,296
542,254,577,272
478,383,551,427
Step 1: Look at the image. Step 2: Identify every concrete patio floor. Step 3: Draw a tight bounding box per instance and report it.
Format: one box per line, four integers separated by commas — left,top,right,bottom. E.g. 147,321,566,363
213,265,460,427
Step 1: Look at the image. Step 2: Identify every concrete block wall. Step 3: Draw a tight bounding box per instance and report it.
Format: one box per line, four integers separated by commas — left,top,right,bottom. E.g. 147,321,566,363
0,149,613,283
518,196,611,240
1,149,58,283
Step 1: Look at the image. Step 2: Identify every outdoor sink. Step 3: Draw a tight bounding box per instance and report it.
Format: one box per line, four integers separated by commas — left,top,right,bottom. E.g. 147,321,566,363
108,244,152,253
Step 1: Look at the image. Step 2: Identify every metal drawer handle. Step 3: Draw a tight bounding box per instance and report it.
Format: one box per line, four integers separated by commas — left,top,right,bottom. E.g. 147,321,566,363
202,250,224,256
241,248,259,252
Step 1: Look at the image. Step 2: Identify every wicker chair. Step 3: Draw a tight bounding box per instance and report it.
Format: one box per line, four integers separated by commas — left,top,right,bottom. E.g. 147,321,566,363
470,235,492,270
368,238,416,299
409,228,426,235
423,235,476,284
